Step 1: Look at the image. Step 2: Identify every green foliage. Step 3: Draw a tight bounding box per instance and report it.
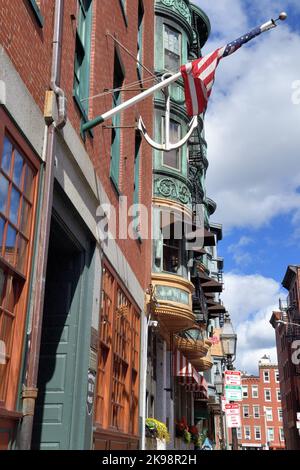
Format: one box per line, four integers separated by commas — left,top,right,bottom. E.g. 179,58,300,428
183,429,191,444
145,418,170,443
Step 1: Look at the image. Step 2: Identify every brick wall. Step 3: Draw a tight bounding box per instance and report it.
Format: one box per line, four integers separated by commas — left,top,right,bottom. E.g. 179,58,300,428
0,0,154,291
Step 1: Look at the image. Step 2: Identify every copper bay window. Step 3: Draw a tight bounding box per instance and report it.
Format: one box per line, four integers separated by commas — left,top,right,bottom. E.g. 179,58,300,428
0,110,39,409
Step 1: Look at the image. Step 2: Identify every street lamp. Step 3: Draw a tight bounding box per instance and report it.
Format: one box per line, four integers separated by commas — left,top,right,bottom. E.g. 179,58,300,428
220,313,237,370
214,367,225,450
220,313,238,451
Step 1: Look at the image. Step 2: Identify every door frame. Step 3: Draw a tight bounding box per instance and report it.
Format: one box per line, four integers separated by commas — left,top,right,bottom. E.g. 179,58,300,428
44,184,97,449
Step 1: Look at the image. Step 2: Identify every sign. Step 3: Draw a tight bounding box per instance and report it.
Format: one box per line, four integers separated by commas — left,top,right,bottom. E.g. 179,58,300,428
225,370,241,386
222,396,229,412
86,369,96,415
225,385,243,402
225,403,241,428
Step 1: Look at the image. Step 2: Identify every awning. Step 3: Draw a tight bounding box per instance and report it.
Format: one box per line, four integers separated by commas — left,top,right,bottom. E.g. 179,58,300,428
186,380,208,401
173,349,201,385
185,376,208,396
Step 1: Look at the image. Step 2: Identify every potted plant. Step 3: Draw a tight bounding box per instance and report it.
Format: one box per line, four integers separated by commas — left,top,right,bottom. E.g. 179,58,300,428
145,418,170,449
183,429,192,444
175,417,188,438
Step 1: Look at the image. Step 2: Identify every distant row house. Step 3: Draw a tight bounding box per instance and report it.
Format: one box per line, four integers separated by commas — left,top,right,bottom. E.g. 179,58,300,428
237,355,285,450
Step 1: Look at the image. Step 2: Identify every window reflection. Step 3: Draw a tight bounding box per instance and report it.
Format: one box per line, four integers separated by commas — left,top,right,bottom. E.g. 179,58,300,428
0,136,35,274
164,25,181,73
0,175,9,215
13,151,24,188
9,187,21,226
24,166,34,201
1,138,12,175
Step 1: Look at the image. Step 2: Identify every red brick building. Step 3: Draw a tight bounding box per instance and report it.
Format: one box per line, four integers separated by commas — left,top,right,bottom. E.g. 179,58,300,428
0,0,154,450
237,356,285,450
270,265,300,450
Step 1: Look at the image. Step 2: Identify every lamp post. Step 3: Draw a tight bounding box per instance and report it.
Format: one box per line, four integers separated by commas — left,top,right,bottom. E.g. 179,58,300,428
215,367,225,450
220,313,238,451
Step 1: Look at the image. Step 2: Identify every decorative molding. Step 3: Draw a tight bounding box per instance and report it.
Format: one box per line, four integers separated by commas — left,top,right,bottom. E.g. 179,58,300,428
154,175,192,205
158,0,191,24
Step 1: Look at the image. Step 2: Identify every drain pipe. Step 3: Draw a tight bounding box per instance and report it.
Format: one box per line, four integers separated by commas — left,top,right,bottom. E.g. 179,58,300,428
19,0,66,449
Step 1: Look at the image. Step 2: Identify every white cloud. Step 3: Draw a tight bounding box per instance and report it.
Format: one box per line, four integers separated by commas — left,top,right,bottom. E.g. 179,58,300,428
222,273,283,373
228,236,254,266
194,1,300,230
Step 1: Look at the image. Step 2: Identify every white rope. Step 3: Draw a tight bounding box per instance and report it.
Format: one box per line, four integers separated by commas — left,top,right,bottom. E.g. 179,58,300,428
81,73,164,103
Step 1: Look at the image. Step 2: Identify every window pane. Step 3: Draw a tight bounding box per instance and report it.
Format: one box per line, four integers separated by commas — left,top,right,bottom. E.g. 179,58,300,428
5,224,16,266
0,175,9,215
16,235,28,273
13,151,24,188
1,138,12,175
9,187,21,226
20,199,32,237
1,311,14,352
162,121,180,169
24,166,34,201
3,276,18,313
164,26,181,72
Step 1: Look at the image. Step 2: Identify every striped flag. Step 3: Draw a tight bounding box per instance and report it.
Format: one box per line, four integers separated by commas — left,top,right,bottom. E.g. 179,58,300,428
181,23,274,117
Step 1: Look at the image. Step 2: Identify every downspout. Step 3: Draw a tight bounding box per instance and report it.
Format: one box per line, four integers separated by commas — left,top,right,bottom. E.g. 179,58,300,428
18,0,67,449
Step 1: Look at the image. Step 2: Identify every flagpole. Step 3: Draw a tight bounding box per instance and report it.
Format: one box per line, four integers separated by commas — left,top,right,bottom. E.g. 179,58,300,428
82,12,287,134
82,72,181,133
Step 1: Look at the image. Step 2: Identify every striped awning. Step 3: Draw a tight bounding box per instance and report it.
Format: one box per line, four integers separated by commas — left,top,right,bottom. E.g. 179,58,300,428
173,349,201,385
185,376,208,400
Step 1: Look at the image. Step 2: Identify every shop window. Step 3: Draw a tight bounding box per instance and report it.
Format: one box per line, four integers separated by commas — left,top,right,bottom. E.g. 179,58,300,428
163,25,181,72
95,264,140,436
0,125,38,406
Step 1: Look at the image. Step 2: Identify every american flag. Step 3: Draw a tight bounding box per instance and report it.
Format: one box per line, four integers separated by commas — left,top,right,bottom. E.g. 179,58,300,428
181,26,266,117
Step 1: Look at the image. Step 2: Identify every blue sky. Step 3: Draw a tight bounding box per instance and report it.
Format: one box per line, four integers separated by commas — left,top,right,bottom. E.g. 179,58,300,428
194,0,300,373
